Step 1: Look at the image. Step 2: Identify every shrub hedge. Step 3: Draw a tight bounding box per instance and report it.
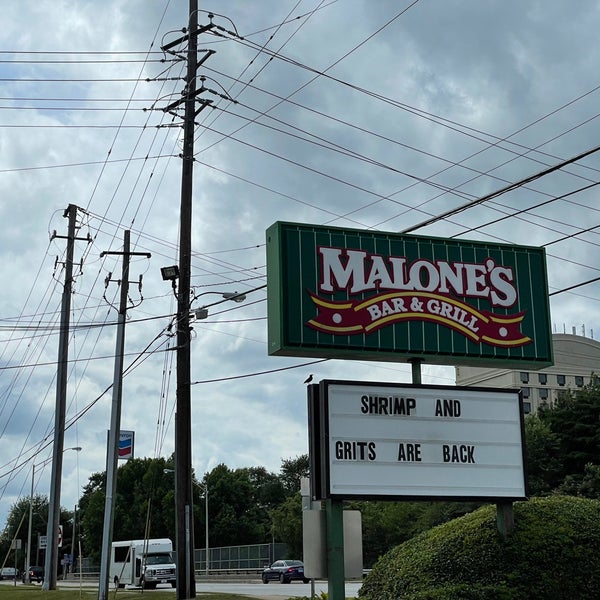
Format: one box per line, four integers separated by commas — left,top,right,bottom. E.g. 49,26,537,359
357,496,600,600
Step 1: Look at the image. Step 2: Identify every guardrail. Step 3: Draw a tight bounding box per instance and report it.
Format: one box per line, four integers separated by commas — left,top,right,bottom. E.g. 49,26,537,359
62,572,100,581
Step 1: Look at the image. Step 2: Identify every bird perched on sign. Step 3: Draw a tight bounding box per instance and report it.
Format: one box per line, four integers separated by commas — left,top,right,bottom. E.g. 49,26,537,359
303,374,313,384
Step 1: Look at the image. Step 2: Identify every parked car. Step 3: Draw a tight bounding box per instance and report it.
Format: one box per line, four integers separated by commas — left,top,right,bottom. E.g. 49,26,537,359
261,559,309,584
0,567,18,580
21,566,44,583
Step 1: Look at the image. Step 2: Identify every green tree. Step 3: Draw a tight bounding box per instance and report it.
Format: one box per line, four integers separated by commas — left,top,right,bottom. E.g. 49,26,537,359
270,493,303,558
353,501,419,566
200,464,284,548
524,412,563,495
202,464,256,547
77,471,106,562
279,455,309,494
78,457,175,562
78,456,303,563
247,466,287,509
0,495,74,573
1,496,41,570
537,380,600,478
195,456,308,557
266,455,309,557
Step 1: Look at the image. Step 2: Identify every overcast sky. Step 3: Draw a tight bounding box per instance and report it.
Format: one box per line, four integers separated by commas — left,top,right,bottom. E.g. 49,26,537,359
2,0,600,534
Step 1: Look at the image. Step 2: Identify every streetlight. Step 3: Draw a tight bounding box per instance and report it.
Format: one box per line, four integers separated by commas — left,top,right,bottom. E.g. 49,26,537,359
191,291,247,320
163,469,209,577
26,446,81,584
197,482,209,577
73,504,79,580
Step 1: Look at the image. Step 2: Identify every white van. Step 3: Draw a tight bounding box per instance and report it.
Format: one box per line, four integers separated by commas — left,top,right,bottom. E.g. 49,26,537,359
110,538,176,589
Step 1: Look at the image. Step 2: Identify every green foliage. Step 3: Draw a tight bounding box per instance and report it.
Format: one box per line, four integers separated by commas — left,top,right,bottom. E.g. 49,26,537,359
205,464,259,547
400,583,514,600
293,593,328,600
556,462,600,498
411,501,483,532
79,457,176,562
523,413,563,495
0,495,75,571
248,455,309,557
536,379,600,485
352,500,483,567
271,493,303,557
355,501,422,565
358,496,600,600
279,454,310,493
203,463,287,547
0,495,45,565
76,454,308,562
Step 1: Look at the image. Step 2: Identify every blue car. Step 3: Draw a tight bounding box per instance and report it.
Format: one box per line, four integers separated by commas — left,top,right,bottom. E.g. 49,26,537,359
261,560,309,584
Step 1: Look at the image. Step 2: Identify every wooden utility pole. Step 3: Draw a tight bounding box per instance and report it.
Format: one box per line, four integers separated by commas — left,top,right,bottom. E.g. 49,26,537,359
159,4,216,596
97,230,150,600
176,2,198,598
44,204,89,590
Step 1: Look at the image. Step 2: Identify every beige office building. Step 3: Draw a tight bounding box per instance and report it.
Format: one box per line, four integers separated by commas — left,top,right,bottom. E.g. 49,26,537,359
455,333,600,414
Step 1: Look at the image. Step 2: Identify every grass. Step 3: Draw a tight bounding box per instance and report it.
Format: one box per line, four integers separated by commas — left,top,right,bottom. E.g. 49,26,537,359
0,587,260,600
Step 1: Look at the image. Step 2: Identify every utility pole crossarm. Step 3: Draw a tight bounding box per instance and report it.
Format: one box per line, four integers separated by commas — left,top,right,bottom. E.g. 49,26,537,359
100,251,151,258
161,23,216,53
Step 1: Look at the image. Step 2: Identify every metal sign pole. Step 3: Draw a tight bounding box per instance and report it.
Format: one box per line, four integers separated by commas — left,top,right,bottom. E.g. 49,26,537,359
326,499,345,600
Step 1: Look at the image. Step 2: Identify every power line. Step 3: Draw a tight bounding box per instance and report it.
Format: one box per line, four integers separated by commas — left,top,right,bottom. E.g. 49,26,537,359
0,154,175,173
190,358,329,385
401,143,600,234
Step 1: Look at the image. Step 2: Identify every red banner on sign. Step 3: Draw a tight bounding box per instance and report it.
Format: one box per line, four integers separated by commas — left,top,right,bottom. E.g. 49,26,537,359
306,291,531,347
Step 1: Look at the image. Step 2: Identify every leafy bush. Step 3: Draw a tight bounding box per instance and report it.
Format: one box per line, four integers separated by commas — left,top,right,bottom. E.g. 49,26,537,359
358,496,600,600
401,583,514,600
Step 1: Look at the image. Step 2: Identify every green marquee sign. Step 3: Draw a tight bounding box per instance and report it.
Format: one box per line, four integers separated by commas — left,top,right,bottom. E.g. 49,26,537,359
266,222,553,368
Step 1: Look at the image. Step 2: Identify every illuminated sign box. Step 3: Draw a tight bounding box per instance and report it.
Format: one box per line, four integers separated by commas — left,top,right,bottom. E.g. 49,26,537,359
267,222,553,368
311,380,527,501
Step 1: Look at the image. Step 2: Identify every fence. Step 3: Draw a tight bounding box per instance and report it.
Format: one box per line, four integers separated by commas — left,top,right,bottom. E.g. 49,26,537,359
194,542,287,573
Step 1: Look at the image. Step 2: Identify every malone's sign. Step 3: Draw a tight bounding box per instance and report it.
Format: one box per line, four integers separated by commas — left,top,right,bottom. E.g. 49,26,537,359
310,247,529,348
267,222,553,368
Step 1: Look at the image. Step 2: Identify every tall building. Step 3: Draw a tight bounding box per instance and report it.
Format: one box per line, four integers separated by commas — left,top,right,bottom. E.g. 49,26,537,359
455,333,600,414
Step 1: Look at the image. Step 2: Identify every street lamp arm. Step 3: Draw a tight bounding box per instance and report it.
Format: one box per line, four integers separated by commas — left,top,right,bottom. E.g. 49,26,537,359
189,290,247,320
191,290,247,304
